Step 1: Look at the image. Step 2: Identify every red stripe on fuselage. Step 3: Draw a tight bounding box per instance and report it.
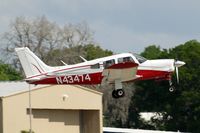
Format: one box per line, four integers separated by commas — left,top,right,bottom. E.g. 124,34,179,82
137,69,172,80
29,69,172,85
31,72,103,85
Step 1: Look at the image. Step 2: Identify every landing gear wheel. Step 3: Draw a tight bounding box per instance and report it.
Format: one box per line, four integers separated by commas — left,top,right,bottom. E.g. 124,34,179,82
168,78,176,92
169,86,175,92
112,90,118,99
112,89,125,99
116,89,125,97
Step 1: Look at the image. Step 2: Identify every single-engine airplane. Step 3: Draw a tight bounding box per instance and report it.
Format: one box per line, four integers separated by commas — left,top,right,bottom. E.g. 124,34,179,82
15,47,185,98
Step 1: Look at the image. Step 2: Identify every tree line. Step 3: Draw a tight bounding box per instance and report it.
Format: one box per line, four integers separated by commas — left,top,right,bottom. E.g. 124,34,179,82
0,16,200,133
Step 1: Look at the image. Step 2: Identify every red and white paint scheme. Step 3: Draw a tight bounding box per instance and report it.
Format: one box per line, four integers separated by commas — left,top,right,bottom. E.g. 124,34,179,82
15,47,185,98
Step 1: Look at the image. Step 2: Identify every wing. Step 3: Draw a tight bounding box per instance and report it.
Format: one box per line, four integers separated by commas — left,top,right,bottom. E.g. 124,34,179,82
102,62,140,84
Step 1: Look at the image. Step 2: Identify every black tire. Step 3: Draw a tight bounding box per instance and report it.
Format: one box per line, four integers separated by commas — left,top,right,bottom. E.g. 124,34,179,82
112,90,118,98
116,89,125,97
112,89,125,98
169,86,175,92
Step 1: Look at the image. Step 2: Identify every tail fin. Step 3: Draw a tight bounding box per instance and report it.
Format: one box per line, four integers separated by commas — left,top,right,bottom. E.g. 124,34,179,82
15,47,52,78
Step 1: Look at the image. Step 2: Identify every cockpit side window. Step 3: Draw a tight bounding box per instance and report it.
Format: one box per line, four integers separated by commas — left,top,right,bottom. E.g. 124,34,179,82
103,59,115,68
91,63,100,69
132,53,147,63
118,56,134,63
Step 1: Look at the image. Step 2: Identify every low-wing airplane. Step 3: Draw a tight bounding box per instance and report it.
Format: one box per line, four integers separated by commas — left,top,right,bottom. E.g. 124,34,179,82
15,47,185,98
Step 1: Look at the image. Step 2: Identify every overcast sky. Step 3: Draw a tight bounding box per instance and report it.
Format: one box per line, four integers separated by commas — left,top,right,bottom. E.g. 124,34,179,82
1,0,200,53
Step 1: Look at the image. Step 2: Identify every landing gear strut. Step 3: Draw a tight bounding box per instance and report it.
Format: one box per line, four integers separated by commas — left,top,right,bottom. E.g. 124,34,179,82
169,79,175,92
112,79,125,98
112,89,125,99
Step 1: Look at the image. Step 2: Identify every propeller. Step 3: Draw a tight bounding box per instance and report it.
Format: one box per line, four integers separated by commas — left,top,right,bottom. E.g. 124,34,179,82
175,64,179,84
174,60,185,84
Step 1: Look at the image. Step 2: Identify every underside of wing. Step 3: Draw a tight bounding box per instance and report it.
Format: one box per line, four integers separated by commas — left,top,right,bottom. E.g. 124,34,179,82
102,62,139,84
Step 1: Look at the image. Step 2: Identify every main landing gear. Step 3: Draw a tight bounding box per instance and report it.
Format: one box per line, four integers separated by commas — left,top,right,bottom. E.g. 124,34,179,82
112,79,125,99
112,89,125,99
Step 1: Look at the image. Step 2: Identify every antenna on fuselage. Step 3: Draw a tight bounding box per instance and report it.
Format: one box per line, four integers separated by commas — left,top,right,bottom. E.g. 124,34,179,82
80,56,87,62
60,60,68,66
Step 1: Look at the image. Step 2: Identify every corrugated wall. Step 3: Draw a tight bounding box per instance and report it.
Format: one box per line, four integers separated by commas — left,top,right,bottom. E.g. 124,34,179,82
81,110,101,133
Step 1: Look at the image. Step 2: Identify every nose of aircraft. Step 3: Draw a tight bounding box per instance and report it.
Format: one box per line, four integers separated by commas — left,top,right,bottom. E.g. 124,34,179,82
174,60,186,67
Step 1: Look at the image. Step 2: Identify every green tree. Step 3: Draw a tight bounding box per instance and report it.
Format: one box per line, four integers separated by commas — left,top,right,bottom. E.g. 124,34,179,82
141,45,162,59
0,61,22,80
44,44,113,66
129,40,200,132
84,44,113,60
162,40,200,132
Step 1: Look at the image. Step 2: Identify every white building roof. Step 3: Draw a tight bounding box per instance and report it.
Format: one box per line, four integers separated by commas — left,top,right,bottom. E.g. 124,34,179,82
103,127,182,133
0,81,47,97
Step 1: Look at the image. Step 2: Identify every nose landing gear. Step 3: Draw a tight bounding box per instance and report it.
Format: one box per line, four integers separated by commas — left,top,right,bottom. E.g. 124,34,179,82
169,79,176,92
169,86,175,92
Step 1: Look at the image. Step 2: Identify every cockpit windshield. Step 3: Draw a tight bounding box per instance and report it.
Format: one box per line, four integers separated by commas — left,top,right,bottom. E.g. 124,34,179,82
132,53,147,63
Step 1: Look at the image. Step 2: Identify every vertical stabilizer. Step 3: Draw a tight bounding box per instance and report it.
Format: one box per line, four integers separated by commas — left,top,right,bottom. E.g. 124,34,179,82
15,47,52,78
